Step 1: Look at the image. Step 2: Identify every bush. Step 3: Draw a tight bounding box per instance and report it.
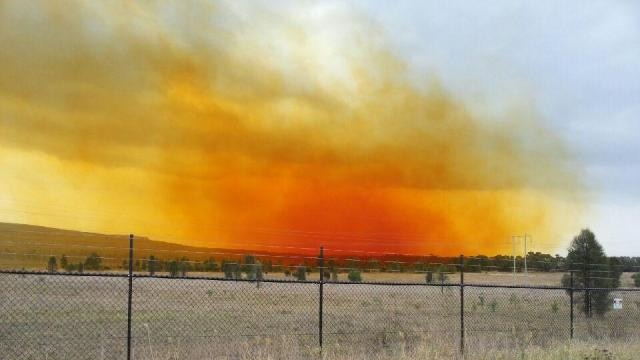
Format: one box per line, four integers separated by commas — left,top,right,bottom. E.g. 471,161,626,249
632,273,640,287
426,266,448,284
348,269,362,282
331,268,338,282
322,270,330,280
295,266,306,281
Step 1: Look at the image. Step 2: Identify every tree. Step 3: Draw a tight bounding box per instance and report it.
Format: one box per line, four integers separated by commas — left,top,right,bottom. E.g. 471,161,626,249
426,265,448,284
348,269,362,282
148,255,157,276
178,258,190,277
47,256,57,273
632,273,640,287
295,265,306,281
223,261,240,279
202,258,217,272
84,253,102,270
60,254,68,271
167,260,179,277
243,255,259,280
561,229,621,317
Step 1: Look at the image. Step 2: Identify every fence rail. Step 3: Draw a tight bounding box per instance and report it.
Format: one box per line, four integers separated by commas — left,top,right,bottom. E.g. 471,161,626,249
2,238,640,360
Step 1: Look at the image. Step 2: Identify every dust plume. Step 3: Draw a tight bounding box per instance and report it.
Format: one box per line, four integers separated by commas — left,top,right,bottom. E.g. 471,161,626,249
0,1,585,255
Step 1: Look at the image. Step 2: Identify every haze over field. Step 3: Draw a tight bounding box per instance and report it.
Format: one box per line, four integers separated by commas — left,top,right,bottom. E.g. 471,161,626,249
3,1,637,255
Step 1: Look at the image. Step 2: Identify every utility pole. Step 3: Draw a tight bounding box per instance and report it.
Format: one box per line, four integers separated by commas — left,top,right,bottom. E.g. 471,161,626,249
512,235,517,281
523,234,528,275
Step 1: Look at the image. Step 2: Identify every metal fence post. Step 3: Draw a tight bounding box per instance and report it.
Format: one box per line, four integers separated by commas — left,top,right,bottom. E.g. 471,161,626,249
127,234,134,360
318,246,324,350
569,270,574,340
459,254,465,355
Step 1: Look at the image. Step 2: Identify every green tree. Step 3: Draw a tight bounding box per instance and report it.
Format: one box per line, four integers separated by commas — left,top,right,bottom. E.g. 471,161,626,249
632,273,640,287
561,229,621,317
84,253,102,270
47,256,57,273
348,269,362,282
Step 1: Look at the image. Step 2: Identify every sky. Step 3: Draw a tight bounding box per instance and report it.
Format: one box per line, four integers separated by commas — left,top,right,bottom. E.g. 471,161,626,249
351,0,640,255
0,1,638,256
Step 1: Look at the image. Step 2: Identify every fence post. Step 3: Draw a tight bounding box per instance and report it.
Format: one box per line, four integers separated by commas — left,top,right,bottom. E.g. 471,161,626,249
318,246,324,350
459,254,465,356
569,270,574,339
127,234,134,360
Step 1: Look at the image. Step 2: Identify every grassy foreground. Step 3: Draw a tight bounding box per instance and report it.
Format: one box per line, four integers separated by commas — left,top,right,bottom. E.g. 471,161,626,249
132,338,638,360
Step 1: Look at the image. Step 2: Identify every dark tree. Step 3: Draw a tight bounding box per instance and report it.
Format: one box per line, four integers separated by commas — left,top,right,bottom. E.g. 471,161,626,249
295,265,306,281
148,255,157,275
167,260,179,277
242,255,258,279
348,269,362,282
561,229,621,317
60,254,68,271
223,261,240,279
202,258,217,272
47,256,57,273
84,253,102,270
178,258,190,277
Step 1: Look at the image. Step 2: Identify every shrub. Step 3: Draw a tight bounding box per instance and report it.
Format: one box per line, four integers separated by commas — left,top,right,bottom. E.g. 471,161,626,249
322,270,330,280
348,269,362,282
295,265,306,281
425,270,433,283
632,273,640,287
331,268,338,282
489,300,498,312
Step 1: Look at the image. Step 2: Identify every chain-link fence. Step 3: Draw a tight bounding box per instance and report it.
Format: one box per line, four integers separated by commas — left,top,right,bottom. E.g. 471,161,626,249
2,270,640,360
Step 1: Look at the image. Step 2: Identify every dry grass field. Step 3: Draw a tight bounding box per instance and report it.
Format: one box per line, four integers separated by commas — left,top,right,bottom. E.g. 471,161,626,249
1,271,640,360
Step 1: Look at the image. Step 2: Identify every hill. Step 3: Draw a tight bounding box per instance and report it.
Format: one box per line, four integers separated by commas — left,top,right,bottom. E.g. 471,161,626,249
0,222,262,270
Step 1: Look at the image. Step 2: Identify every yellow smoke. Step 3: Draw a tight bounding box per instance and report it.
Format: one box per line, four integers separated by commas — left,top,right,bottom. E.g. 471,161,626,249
0,1,585,254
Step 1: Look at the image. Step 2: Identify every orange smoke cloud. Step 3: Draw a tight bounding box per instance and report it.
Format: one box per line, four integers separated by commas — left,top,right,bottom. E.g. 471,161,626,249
0,1,585,255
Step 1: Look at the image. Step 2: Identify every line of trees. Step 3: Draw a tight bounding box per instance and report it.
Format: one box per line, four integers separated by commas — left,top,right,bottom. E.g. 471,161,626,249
47,253,102,273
